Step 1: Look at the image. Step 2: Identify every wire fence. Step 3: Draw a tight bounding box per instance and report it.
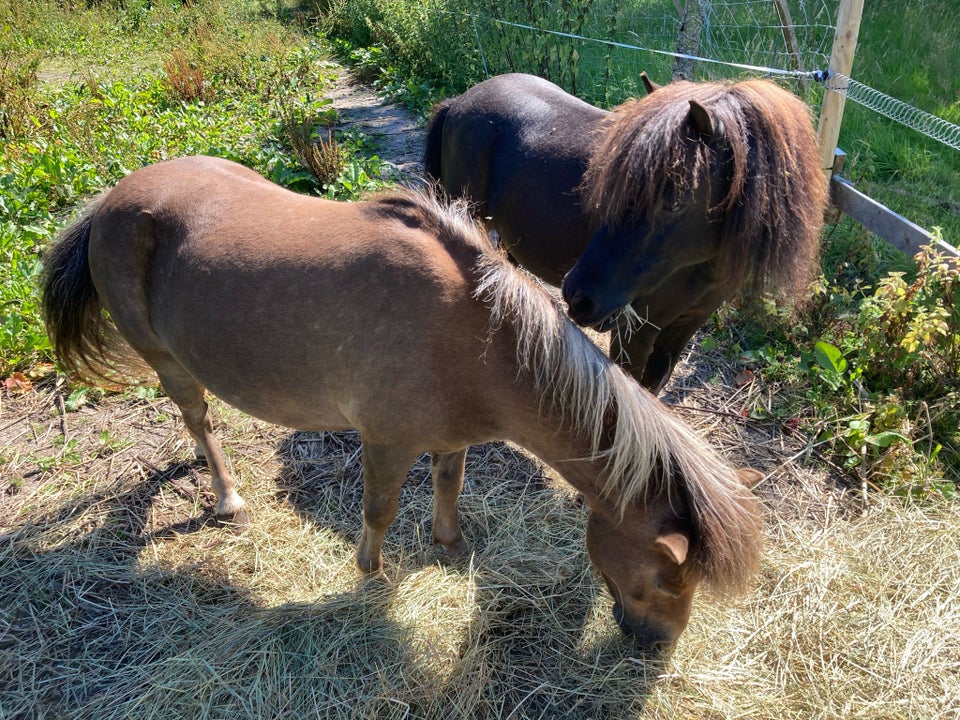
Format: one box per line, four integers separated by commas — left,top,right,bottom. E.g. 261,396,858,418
448,1,960,156
453,0,836,104
825,72,960,153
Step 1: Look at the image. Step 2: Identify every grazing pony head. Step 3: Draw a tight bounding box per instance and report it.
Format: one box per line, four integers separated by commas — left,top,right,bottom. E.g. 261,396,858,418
562,78,827,330
475,250,764,650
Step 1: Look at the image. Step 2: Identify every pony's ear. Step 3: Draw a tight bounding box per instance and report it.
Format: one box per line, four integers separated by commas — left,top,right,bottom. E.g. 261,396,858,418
736,468,766,488
687,99,724,142
655,531,690,566
640,71,660,95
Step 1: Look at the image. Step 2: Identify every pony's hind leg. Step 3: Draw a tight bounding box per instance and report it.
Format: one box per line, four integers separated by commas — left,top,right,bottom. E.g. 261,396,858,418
431,449,469,559
356,441,418,574
153,363,248,526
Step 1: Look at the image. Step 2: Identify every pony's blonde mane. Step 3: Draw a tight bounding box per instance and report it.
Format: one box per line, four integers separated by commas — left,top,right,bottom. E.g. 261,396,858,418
472,250,762,592
366,186,760,591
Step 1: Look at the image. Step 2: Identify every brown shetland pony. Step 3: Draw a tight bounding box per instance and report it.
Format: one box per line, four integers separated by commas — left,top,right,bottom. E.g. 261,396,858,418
42,156,762,650
424,73,828,392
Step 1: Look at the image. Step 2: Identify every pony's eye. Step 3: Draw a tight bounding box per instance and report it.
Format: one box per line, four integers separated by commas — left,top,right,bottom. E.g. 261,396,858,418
654,578,682,598
661,192,686,213
664,197,686,213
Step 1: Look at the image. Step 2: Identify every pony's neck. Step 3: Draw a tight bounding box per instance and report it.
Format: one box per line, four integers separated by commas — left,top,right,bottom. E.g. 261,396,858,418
506,410,615,512
472,251,665,514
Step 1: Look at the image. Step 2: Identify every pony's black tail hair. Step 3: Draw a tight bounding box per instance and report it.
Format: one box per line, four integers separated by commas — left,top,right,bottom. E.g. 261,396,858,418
41,195,139,384
423,99,452,181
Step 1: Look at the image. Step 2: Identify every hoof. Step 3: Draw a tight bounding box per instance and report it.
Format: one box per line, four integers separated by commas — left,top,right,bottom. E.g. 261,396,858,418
360,567,390,583
357,560,385,576
436,537,471,561
356,550,384,575
214,507,250,532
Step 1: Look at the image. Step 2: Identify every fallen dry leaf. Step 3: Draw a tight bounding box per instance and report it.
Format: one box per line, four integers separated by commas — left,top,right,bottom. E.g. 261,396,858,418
3,372,33,394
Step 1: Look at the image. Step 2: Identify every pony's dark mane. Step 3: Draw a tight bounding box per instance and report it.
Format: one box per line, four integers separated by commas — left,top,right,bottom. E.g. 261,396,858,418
472,246,762,593
580,79,828,303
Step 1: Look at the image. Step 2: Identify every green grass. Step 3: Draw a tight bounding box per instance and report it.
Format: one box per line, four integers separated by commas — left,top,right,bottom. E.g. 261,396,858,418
838,0,960,243
0,0,390,376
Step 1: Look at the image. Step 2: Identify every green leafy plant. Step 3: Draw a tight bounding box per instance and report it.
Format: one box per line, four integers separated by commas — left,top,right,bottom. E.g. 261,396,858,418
797,240,960,492
728,236,958,494
0,0,391,378
853,240,959,397
809,341,911,477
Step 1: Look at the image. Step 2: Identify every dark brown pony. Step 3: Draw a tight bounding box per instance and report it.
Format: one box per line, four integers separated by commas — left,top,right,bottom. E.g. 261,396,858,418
41,156,762,650
424,73,828,392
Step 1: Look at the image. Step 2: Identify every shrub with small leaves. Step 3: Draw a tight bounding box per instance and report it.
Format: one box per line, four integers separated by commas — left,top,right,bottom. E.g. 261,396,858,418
803,239,960,493
853,239,959,398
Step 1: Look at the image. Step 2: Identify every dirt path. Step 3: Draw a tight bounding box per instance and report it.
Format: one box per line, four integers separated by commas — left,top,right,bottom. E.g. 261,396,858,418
323,64,425,179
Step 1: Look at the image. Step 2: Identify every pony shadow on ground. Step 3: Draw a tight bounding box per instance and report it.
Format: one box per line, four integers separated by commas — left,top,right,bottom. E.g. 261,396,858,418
3,432,663,717
273,429,666,716
2,460,248,712
1,453,419,717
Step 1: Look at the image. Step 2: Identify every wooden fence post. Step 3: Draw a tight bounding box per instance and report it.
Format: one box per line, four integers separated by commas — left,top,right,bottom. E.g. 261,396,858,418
673,0,704,80
817,0,865,175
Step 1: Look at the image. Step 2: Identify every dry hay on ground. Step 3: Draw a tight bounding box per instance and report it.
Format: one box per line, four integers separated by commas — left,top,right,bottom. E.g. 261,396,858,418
2,344,958,719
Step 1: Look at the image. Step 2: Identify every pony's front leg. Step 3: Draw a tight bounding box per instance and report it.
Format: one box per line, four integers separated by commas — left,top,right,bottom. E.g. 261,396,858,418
357,442,417,573
431,449,469,559
609,320,657,389
640,313,713,394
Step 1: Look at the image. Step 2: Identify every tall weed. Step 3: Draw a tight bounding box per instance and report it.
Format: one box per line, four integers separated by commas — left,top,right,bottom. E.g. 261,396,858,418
163,49,213,103
0,46,41,140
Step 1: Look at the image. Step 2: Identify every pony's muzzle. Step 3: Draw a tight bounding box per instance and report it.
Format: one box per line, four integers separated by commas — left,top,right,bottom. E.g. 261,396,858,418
563,287,619,330
563,287,598,323
612,602,674,653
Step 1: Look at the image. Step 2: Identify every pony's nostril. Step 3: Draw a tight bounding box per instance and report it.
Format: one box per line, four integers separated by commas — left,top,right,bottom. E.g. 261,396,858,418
566,291,597,321
611,603,673,653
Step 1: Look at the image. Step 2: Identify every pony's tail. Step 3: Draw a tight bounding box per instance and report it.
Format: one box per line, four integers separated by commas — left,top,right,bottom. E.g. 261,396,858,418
41,196,140,385
423,99,452,180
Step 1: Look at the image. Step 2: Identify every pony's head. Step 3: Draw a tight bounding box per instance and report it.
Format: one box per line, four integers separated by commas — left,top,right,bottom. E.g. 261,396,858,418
475,253,764,651
585,464,762,649
562,78,827,330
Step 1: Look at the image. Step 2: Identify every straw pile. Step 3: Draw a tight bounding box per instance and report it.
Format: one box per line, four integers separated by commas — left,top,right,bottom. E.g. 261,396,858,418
2,346,957,718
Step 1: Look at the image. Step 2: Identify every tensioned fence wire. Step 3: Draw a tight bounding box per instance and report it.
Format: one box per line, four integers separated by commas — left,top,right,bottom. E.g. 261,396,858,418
448,10,960,155
824,72,960,153
462,12,827,81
